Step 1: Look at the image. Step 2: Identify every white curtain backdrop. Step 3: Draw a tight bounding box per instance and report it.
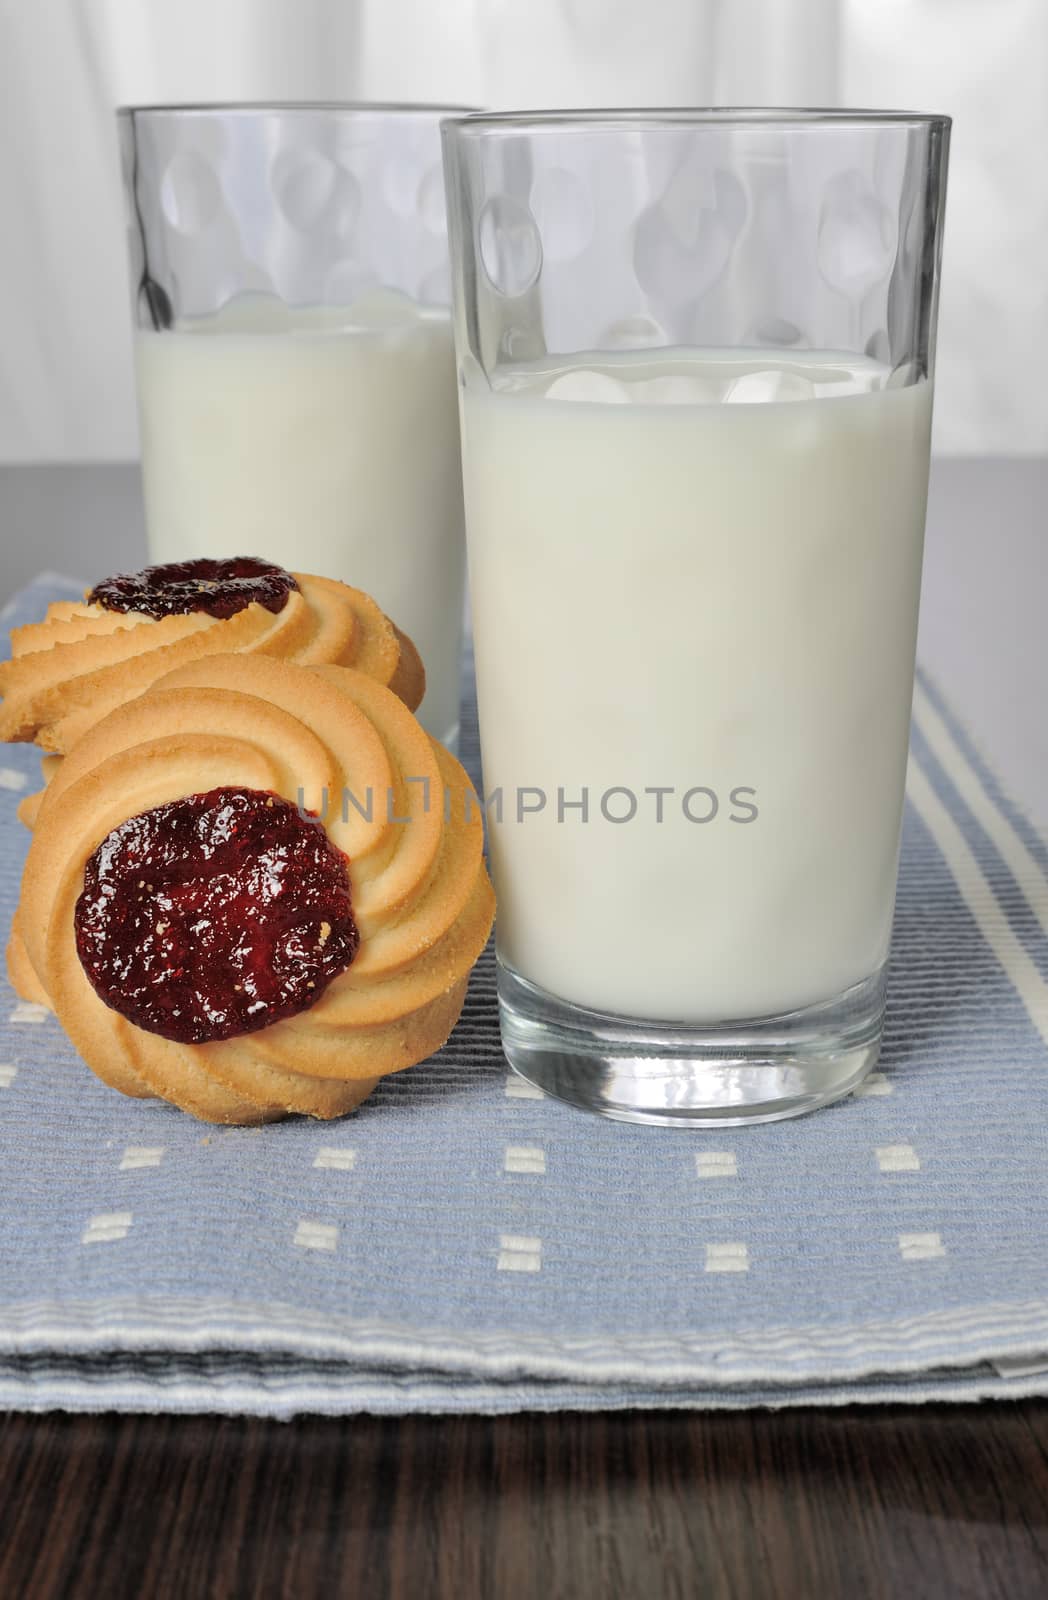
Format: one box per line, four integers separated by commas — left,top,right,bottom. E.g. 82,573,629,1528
0,0,1044,460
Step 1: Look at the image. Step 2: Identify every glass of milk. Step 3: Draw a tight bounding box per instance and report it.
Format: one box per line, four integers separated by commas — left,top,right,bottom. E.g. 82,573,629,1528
443,110,950,1124
119,104,470,748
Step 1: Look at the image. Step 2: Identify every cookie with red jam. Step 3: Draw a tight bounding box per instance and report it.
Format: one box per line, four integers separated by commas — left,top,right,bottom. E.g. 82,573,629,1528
9,655,493,1124
0,556,425,758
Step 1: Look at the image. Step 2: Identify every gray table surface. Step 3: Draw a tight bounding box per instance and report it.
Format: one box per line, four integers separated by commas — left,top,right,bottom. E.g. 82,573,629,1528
0,458,1044,828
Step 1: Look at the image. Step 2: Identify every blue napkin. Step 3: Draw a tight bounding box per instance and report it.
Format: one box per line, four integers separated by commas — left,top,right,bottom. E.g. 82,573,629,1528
1,573,1047,1416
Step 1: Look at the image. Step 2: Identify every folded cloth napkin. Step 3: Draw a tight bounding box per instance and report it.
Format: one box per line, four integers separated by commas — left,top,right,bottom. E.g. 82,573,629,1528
1,573,1048,1416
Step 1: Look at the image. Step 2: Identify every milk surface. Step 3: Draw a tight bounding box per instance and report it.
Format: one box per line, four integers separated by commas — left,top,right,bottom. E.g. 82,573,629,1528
136,293,466,745
461,351,933,1021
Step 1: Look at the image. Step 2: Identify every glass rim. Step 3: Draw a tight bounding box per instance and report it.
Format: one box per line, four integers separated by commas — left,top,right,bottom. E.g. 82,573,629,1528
117,100,479,119
441,106,951,135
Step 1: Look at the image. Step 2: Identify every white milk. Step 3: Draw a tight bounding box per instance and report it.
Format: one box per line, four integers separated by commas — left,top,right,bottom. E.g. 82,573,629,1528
135,293,466,745
461,351,933,1022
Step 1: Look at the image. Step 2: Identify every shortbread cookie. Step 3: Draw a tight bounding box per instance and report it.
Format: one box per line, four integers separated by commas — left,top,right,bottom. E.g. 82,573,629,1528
10,654,493,1124
0,556,424,755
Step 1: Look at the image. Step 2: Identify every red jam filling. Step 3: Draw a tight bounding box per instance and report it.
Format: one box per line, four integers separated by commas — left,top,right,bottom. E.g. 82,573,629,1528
74,787,358,1044
88,557,298,620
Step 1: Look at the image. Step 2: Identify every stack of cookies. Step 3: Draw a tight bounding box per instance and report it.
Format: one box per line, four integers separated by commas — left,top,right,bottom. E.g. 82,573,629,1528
0,557,494,1124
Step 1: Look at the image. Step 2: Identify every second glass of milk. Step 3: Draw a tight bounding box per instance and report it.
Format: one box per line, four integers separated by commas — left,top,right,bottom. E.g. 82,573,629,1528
120,105,468,748
443,110,950,1124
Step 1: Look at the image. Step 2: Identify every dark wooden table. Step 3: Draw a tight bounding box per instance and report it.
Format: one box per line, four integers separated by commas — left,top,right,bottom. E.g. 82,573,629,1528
3,1404,1048,1598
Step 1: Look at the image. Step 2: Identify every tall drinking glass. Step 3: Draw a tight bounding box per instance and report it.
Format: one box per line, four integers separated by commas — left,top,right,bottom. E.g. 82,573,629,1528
443,109,950,1124
120,103,469,748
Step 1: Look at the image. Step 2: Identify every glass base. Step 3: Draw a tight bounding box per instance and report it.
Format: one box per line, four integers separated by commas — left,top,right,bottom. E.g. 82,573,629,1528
497,959,886,1127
